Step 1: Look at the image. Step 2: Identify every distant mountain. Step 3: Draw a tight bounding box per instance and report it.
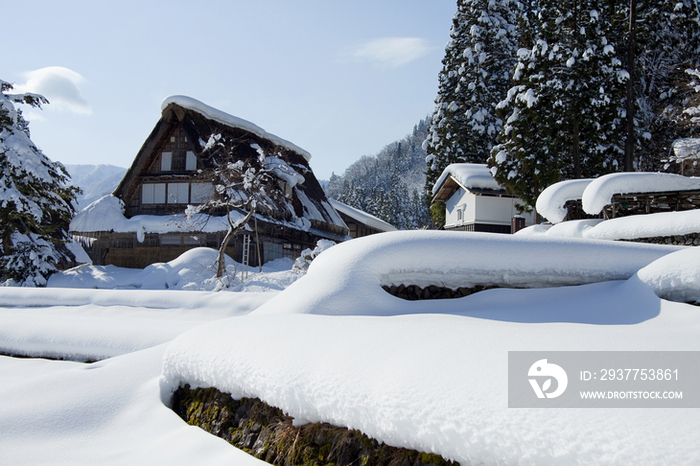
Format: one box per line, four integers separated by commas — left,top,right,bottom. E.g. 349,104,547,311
63,164,127,209
324,118,433,230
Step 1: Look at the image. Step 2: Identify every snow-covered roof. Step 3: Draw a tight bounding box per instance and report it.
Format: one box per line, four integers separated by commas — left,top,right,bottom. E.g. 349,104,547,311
328,199,397,233
70,195,251,241
582,172,700,215
432,163,502,196
536,179,593,223
161,95,312,162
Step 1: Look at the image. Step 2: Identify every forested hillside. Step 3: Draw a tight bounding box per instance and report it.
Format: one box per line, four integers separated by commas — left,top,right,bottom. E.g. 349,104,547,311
324,119,434,230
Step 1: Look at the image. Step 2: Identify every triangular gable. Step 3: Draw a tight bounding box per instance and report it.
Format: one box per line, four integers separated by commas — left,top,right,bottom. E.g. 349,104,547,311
112,97,346,233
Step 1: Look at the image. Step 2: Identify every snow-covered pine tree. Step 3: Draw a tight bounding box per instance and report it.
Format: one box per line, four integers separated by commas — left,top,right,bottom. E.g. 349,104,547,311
675,68,700,132
424,0,520,207
0,80,79,286
327,119,432,230
630,0,700,171
489,1,627,210
424,1,471,192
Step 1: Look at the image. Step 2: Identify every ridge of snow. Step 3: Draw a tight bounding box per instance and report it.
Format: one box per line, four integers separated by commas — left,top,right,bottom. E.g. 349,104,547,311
583,209,700,241
536,178,594,223
582,172,700,215
432,163,502,195
637,247,700,303
161,96,312,162
247,230,680,316
329,199,397,232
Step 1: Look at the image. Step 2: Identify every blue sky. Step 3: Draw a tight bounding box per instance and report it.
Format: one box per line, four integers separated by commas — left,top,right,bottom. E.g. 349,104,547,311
3,1,456,181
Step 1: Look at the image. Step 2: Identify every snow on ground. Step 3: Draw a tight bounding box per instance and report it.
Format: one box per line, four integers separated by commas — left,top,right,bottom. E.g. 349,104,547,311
0,289,272,362
0,345,266,465
48,247,298,292
2,231,700,465
543,218,604,237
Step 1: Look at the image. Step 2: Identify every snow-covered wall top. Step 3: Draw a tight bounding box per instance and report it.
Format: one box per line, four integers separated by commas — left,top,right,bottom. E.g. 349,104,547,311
536,179,593,223
329,199,397,232
582,172,700,215
583,209,700,241
432,163,502,195
161,96,312,162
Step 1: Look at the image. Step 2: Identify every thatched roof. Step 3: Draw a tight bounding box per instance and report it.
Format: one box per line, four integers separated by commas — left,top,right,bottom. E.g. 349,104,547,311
113,96,346,234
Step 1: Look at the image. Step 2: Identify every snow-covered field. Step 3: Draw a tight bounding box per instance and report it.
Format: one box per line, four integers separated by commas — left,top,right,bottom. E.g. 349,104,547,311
1,232,699,465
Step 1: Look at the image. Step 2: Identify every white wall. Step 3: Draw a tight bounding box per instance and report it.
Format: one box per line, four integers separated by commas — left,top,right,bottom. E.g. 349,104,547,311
445,189,477,228
444,189,536,229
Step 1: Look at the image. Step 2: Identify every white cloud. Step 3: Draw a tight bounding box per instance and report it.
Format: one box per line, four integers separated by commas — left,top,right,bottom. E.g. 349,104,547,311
14,66,92,115
347,37,432,68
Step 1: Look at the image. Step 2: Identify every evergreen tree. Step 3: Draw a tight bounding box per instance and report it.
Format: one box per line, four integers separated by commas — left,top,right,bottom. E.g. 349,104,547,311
0,80,79,286
424,0,520,204
489,1,627,210
630,0,700,171
327,119,433,230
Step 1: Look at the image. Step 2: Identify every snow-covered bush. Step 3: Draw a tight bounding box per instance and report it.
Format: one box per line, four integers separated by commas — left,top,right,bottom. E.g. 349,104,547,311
292,239,335,274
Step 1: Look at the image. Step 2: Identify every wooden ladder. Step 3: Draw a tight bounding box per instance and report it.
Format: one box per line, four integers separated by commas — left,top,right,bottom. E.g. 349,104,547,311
241,234,251,280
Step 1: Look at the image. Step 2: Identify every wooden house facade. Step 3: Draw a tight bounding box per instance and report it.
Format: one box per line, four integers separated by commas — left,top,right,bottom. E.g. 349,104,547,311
71,96,349,268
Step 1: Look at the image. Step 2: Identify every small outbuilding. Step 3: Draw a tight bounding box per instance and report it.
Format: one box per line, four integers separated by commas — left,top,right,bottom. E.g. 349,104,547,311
431,163,535,233
328,199,397,238
70,96,349,268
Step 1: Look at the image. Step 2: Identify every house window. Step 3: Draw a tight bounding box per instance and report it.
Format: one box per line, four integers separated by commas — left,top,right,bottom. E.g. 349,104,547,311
184,236,201,246
167,183,189,204
457,209,462,221
160,235,181,246
161,151,196,172
190,183,214,204
186,151,197,171
142,183,166,204
161,152,172,171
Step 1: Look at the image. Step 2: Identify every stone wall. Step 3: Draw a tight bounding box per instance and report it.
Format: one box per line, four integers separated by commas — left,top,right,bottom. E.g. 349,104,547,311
625,232,700,246
172,385,456,466
382,284,495,300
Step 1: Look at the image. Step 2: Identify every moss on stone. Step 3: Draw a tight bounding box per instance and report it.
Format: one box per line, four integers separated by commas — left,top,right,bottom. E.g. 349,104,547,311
171,385,459,466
